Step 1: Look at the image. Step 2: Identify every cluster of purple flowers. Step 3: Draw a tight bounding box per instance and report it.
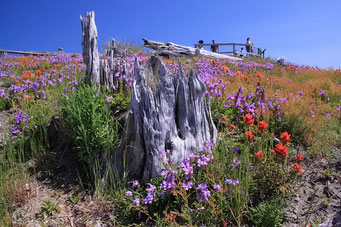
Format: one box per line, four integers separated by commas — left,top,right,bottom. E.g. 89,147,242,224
12,109,34,135
224,178,240,186
143,183,157,204
197,184,211,202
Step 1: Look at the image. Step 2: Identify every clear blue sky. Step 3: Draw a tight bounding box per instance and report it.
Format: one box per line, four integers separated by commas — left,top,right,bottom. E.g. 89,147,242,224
1,0,340,69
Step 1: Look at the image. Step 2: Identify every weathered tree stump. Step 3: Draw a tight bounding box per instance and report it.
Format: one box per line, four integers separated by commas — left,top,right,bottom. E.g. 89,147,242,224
80,11,100,85
111,56,217,182
80,11,217,182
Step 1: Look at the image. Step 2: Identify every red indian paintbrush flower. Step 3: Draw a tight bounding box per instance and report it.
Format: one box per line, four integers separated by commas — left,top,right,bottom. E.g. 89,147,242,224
275,144,288,158
230,124,237,130
280,132,291,145
296,154,304,162
255,150,264,160
293,163,303,173
258,121,268,132
243,113,254,126
246,131,254,142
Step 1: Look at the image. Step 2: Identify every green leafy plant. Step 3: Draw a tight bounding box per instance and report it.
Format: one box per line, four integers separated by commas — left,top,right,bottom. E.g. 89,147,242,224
36,199,57,217
67,192,82,206
0,98,10,111
249,197,284,227
61,84,120,165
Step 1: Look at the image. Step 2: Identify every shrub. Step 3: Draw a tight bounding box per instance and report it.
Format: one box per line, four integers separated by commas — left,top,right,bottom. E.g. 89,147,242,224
0,98,10,111
249,197,284,227
61,85,120,175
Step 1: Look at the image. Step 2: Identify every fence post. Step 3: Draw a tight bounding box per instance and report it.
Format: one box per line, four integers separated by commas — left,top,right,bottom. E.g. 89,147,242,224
233,44,236,56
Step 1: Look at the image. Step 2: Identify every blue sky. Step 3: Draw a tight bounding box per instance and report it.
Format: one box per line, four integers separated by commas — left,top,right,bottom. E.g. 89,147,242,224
1,0,340,68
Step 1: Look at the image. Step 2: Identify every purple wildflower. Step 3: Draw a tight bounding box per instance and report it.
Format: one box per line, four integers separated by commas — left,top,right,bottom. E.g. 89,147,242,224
197,184,211,202
182,180,193,190
143,183,156,204
213,184,221,192
133,198,140,206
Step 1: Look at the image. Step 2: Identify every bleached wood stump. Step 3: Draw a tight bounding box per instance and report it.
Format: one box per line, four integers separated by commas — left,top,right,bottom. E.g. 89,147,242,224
111,56,217,182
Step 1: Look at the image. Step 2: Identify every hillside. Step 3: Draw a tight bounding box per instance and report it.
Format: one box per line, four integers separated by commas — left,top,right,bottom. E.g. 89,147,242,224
0,51,340,226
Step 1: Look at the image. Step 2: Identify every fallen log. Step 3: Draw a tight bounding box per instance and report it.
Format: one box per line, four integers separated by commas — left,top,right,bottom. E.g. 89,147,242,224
143,38,242,61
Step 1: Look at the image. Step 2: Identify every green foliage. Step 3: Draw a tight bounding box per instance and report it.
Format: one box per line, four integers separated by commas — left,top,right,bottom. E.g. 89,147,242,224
61,84,120,165
269,113,309,146
110,92,130,113
249,197,284,227
60,84,121,191
67,192,82,206
210,99,239,132
0,98,10,111
36,199,57,217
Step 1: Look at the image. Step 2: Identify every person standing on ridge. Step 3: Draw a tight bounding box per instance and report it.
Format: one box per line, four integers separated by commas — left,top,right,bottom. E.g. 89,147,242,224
246,37,253,53
210,40,219,52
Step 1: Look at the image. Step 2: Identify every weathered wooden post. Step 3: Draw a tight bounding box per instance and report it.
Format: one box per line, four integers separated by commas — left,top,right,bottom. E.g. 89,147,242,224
80,11,100,85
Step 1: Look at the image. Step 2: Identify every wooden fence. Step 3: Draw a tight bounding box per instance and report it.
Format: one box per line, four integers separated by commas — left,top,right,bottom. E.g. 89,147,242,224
0,48,65,56
193,43,266,58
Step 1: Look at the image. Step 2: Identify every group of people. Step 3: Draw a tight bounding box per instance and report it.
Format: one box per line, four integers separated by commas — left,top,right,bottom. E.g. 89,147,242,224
197,40,219,52
197,38,255,57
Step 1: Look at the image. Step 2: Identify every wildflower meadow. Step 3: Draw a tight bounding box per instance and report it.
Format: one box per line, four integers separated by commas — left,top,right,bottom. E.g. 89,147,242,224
0,49,340,226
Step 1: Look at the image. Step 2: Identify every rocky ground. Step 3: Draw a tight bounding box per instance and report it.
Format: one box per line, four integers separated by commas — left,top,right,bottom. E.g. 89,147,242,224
283,146,341,227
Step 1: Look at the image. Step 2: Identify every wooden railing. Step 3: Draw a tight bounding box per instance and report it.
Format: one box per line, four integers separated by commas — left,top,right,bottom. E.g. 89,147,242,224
193,43,266,58
0,48,65,56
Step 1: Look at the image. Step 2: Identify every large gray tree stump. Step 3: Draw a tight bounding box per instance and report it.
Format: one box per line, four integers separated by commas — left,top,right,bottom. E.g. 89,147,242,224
80,11,100,85
111,56,217,182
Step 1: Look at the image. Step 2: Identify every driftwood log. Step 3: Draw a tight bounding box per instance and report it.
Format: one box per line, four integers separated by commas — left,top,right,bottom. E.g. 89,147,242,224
112,56,217,182
143,38,242,61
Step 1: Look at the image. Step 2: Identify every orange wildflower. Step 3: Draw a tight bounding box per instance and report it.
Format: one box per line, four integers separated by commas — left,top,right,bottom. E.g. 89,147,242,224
243,113,254,126
275,144,288,158
230,124,237,130
293,163,302,173
280,132,291,145
24,95,32,100
246,131,254,142
255,150,264,160
258,121,268,132
296,154,304,162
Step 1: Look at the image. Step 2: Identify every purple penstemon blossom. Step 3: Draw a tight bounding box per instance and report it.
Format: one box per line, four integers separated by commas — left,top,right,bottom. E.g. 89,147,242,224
143,183,156,204
227,158,241,168
160,166,177,193
224,178,240,186
213,184,221,192
131,180,139,190
197,184,211,202
182,180,193,191
319,90,325,96
133,198,140,206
